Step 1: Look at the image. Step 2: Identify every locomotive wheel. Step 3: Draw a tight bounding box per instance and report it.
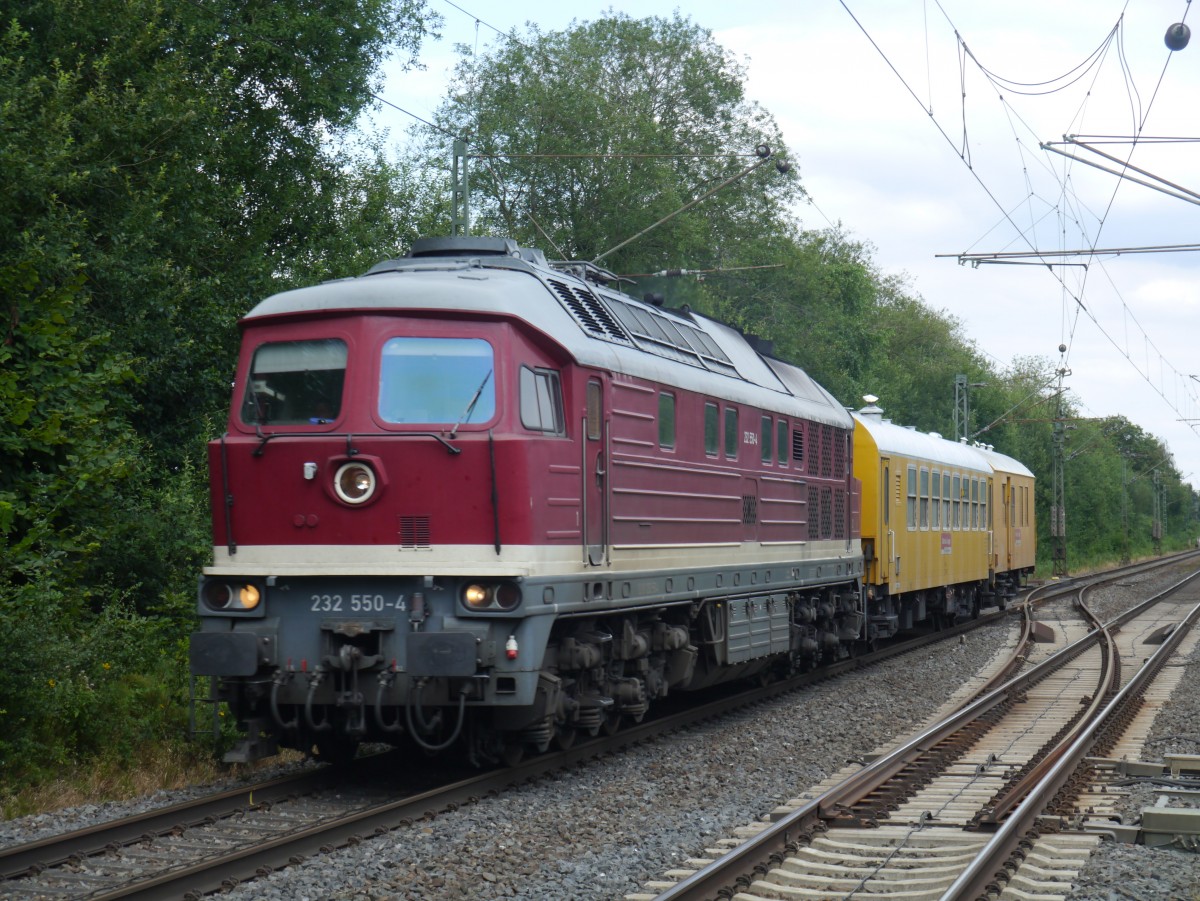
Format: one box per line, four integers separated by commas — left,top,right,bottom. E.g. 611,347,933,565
554,724,577,750
601,712,621,737
500,739,526,767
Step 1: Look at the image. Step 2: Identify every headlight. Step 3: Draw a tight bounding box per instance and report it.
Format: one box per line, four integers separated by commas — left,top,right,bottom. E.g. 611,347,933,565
462,581,522,612
464,584,492,608
334,462,376,504
238,584,261,610
203,581,261,612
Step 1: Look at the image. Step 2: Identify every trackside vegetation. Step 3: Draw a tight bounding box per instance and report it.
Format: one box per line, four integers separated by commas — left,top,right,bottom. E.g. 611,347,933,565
2,4,1196,813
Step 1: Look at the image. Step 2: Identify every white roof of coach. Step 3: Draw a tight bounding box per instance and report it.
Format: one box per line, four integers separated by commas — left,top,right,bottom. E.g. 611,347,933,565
241,250,852,429
852,410,991,473
973,444,1035,479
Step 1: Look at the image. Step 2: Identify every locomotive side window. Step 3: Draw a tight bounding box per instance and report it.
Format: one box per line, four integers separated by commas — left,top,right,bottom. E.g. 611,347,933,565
704,402,719,456
906,465,917,530
724,407,738,458
760,416,773,463
586,381,602,440
519,366,565,435
658,392,676,449
777,420,789,465
241,338,347,426
379,337,495,426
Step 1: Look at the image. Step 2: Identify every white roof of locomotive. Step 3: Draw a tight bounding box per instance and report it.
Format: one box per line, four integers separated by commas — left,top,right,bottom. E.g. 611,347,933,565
242,250,852,429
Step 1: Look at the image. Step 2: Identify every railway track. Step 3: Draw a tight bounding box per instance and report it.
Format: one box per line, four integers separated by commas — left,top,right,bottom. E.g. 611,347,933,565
1,603,1025,900
4,555,1194,901
635,553,1200,901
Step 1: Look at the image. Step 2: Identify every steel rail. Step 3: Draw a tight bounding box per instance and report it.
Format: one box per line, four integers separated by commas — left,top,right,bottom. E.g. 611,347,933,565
0,767,345,879
973,586,1115,826
652,560,1200,901
940,569,1200,900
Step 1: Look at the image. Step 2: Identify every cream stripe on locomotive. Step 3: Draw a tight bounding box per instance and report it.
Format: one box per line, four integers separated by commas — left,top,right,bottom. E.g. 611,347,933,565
205,538,861,579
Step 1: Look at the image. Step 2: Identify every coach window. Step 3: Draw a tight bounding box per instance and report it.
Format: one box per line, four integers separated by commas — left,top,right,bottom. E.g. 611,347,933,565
658,392,676,449
931,469,941,528
519,366,564,435
970,478,979,529
724,407,738,458
777,420,789,466
919,467,930,529
379,337,493,426
952,474,961,529
942,472,951,528
906,465,917,530
704,402,719,456
761,415,773,464
242,338,347,426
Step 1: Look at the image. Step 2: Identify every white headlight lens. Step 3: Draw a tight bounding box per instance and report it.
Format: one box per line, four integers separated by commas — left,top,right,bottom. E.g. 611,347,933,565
334,462,376,504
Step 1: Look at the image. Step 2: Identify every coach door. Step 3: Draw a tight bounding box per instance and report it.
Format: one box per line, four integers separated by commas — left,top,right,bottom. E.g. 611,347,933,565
999,477,1012,571
583,378,608,565
879,457,892,582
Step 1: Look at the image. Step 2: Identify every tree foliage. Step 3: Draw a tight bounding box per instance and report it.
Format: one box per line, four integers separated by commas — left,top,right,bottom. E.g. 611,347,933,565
428,12,800,274
0,0,437,791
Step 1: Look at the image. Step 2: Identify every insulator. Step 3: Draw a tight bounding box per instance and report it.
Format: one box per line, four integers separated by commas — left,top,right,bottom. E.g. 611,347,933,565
1165,23,1191,51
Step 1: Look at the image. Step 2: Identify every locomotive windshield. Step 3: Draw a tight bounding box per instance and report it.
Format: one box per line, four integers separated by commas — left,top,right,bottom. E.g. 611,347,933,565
378,337,496,426
240,338,346,425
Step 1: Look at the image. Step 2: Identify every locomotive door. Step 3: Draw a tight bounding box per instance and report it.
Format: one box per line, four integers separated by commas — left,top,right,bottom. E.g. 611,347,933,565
583,378,608,565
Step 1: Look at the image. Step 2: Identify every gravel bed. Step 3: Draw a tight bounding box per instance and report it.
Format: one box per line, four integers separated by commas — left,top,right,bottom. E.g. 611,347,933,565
4,560,1198,900
1083,556,1199,623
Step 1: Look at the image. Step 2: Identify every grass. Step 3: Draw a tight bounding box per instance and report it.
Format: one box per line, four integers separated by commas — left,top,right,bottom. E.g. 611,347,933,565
0,742,306,821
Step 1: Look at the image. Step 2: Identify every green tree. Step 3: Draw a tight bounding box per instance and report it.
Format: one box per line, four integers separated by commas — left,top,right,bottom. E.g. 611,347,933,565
0,0,439,790
427,12,800,274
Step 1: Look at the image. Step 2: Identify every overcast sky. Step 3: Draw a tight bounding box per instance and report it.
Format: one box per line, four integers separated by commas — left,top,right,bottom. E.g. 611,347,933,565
371,1,1200,494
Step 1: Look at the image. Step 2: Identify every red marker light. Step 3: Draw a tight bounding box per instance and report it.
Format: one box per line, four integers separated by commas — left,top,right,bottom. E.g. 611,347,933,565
505,635,518,660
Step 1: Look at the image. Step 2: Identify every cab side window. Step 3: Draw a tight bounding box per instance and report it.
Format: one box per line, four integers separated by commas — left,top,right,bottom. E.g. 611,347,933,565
519,366,564,434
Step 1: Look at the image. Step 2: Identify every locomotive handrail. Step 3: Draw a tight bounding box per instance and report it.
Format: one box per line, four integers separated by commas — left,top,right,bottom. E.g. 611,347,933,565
240,428,462,455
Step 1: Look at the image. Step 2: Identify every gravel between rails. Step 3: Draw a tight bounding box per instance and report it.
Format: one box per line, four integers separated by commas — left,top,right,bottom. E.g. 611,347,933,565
3,564,1198,901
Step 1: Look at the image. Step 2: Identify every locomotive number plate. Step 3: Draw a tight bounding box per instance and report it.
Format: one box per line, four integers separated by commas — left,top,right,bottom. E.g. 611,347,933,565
309,593,408,613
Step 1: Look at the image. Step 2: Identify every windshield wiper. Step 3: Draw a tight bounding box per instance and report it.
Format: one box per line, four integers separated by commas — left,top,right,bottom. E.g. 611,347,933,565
450,370,492,439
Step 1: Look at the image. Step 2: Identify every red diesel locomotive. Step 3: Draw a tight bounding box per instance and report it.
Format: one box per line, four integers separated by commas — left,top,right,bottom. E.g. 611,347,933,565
190,235,870,764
